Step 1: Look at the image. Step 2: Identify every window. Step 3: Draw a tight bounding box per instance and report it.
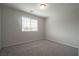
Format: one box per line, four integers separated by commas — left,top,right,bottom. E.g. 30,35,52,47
22,16,38,32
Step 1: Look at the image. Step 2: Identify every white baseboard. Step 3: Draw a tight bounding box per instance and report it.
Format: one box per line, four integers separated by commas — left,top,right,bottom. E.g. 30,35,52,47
46,38,79,49
2,39,43,48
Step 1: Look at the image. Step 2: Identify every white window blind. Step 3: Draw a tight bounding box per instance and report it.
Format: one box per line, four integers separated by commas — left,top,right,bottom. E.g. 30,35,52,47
22,16,38,32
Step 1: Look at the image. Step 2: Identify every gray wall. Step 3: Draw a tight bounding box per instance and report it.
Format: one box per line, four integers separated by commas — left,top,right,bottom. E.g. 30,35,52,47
45,4,79,49
2,6,45,47
0,6,1,49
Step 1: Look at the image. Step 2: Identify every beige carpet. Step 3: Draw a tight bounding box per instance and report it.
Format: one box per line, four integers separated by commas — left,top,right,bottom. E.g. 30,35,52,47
0,40,78,56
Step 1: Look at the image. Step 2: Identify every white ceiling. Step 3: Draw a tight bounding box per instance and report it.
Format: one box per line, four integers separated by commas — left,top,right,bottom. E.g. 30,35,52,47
1,3,79,18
